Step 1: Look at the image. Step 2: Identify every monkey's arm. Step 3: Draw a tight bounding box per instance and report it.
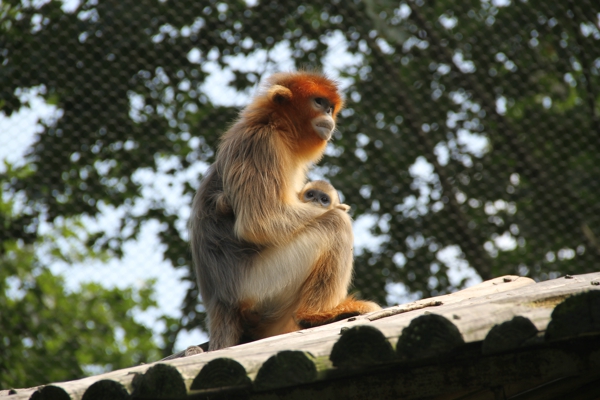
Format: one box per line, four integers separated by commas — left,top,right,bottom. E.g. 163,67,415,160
223,131,327,246
235,194,326,246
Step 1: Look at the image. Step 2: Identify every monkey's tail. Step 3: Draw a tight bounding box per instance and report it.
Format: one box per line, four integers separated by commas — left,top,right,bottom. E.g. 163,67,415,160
296,295,381,329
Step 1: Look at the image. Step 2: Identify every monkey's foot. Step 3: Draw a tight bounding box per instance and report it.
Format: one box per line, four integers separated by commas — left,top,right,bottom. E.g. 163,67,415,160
184,345,204,357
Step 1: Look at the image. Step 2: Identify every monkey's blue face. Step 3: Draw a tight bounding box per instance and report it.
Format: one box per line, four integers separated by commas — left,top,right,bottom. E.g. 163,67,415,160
303,189,331,208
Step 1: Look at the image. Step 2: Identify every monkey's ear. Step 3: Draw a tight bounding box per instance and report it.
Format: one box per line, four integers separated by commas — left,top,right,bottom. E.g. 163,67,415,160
268,85,293,104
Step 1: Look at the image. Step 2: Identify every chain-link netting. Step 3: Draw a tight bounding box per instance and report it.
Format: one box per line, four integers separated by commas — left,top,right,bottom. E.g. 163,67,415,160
1,0,599,389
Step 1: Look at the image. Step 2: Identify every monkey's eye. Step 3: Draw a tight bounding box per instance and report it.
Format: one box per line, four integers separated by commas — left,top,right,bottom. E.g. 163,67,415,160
315,98,333,114
320,196,331,206
304,190,315,200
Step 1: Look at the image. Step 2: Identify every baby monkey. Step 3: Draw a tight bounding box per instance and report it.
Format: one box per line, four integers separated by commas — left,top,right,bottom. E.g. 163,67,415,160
299,180,350,212
216,180,349,216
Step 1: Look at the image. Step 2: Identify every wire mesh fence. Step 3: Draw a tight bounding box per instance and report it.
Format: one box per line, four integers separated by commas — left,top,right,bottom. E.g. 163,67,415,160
1,0,599,389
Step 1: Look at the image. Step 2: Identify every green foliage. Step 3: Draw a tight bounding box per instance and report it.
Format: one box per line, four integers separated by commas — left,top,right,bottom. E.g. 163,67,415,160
0,241,162,388
0,167,162,389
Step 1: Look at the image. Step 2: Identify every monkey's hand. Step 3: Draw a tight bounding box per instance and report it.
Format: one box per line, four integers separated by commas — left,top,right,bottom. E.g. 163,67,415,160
337,203,351,212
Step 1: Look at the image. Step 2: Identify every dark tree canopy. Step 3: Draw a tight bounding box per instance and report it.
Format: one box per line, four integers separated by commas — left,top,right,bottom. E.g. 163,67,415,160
1,0,599,388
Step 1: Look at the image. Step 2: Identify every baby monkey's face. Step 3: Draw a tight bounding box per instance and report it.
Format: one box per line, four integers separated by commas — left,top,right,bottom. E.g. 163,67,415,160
299,180,350,212
303,187,332,208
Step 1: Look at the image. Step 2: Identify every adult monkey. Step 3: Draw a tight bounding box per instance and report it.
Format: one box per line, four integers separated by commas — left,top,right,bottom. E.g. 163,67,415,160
190,71,380,351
